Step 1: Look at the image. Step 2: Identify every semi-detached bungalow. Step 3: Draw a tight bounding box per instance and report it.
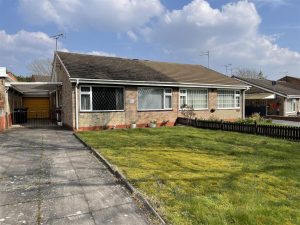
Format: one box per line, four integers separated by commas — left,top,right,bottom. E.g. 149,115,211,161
234,76,300,117
51,51,248,131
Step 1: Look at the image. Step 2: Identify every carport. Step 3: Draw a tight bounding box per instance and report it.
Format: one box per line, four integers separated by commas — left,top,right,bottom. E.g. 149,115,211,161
245,93,277,116
5,82,62,127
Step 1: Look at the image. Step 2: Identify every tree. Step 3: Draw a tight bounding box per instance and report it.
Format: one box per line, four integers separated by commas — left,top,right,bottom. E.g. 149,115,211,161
27,58,53,76
233,68,267,79
14,75,32,82
181,104,196,125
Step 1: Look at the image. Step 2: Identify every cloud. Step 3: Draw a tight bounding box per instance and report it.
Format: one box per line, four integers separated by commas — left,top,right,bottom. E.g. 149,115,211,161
18,0,164,32
142,0,300,78
0,30,64,75
127,31,138,42
86,51,117,57
0,29,119,75
250,0,290,7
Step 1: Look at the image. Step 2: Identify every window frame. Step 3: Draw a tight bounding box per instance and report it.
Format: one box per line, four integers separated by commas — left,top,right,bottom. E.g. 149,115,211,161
217,89,241,109
286,99,297,113
179,88,208,110
79,85,125,112
137,87,173,111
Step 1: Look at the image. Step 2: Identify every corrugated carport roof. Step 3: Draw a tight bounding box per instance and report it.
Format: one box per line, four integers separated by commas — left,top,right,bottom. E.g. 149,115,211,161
7,82,62,94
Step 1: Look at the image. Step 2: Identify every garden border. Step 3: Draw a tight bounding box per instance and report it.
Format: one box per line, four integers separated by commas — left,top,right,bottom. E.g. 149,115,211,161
73,132,166,225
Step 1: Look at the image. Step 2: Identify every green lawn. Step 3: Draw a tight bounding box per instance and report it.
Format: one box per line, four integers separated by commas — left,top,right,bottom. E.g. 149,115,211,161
78,127,300,225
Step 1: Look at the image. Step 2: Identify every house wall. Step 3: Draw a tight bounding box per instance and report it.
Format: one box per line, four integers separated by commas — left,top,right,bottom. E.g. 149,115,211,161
0,78,5,130
0,78,23,130
76,86,244,131
56,64,76,129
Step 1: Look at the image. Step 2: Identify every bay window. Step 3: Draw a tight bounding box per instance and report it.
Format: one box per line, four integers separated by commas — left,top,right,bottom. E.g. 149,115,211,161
80,86,124,111
179,89,208,109
217,90,240,109
138,87,172,110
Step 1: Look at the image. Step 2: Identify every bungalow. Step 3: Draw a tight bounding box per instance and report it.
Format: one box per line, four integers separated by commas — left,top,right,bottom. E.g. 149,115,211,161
234,76,300,117
51,52,248,131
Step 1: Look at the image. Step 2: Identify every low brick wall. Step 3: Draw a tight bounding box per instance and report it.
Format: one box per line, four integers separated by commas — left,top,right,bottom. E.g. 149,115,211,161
266,115,300,122
0,115,5,131
0,113,12,131
77,121,176,131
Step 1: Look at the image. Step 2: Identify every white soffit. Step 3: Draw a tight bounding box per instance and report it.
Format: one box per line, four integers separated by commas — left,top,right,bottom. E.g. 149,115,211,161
246,93,275,100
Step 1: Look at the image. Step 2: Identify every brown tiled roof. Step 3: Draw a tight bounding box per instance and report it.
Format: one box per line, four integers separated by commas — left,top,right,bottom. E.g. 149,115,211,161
31,75,51,82
278,76,300,86
57,51,245,87
234,77,300,96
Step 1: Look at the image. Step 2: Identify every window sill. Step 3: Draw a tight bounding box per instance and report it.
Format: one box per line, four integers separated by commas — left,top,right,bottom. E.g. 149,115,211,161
80,110,125,113
217,108,240,110
137,109,173,112
179,108,209,111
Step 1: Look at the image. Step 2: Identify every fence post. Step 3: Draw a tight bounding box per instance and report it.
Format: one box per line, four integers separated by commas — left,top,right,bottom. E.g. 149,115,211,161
254,121,258,134
221,120,224,130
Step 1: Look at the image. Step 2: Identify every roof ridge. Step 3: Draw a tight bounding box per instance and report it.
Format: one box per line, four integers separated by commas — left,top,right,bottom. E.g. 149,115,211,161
57,51,232,79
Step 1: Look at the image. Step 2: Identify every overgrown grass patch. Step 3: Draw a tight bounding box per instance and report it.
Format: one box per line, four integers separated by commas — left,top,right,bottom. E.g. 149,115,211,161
78,127,300,225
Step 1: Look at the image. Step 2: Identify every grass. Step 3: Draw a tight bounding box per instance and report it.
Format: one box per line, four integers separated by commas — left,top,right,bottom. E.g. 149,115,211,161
78,127,300,225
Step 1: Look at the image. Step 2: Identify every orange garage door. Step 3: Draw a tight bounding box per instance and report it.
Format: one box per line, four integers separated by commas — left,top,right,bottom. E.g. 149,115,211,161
23,97,50,119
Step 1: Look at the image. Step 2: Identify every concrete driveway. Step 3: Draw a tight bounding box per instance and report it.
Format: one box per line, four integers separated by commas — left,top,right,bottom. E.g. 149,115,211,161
0,128,150,225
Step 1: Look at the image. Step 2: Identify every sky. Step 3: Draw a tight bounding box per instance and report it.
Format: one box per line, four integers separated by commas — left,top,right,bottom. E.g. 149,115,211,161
0,0,299,79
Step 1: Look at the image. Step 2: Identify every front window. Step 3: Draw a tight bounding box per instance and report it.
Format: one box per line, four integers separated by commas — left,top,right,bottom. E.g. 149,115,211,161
80,86,91,110
80,86,124,111
217,90,240,109
287,99,296,112
180,89,208,109
138,87,172,110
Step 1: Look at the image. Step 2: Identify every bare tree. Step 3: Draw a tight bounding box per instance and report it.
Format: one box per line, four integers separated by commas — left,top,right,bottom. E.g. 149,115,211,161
181,104,196,125
233,68,267,79
27,58,52,76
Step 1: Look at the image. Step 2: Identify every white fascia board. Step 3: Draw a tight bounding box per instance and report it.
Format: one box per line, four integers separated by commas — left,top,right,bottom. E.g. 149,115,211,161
70,78,249,90
287,95,300,99
8,82,62,85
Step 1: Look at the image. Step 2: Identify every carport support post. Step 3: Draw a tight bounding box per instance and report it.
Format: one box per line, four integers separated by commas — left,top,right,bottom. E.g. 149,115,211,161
55,87,59,121
283,98,287,117
242,90,246,119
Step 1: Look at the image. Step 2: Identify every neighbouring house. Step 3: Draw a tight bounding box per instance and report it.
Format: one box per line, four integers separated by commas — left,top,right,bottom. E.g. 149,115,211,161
51,51,249,131
278,75,300,86
31,75,51,82
0,67,22,130
234,76,300,117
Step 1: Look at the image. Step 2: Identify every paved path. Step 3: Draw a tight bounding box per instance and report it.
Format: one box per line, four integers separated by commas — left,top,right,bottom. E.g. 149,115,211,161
272,120,300,127
0,128,150,225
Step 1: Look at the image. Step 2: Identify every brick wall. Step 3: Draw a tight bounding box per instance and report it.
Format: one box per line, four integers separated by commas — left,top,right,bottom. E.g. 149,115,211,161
76,86,243,131
56,65,75,128
0,78,5,130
